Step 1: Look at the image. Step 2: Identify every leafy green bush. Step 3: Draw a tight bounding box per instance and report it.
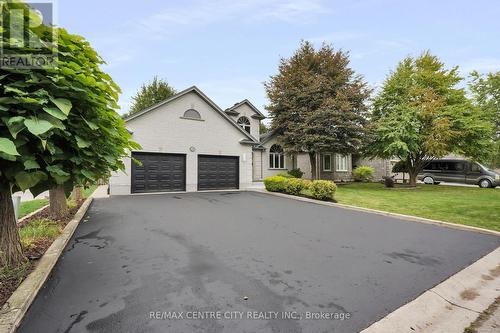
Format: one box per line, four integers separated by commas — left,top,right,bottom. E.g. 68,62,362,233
288,168,304,178
284,178,308,195
276,172,295,178
309,180,337,200
352,166,375,182
264,176,288,192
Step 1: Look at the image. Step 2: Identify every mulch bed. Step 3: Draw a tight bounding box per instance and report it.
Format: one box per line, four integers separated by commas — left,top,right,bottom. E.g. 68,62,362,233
301,193,337,203
386,185,418,190
0,200,85,307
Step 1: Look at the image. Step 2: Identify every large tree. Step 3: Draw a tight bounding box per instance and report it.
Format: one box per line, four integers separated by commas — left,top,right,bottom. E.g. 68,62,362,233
265,41,370,179
126,76,176,117
0,2,139,267
366,52,494,185
468,71,500,168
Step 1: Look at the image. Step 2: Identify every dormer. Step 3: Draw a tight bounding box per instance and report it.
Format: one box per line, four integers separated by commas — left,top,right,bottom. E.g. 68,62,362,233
224,100,265,139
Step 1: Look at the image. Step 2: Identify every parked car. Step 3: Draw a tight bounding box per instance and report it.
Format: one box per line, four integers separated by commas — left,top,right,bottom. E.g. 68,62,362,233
418,159,500,188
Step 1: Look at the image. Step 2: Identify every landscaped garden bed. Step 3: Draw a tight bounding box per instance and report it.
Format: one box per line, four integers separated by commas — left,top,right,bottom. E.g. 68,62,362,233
264,173,338,202
0,187,96,307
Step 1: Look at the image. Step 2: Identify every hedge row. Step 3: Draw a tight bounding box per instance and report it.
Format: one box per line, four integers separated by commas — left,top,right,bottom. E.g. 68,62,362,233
264,176,336,201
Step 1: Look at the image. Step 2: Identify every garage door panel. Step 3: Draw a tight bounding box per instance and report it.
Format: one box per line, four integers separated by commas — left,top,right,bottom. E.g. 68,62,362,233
198,155,239,190
131,153,186,193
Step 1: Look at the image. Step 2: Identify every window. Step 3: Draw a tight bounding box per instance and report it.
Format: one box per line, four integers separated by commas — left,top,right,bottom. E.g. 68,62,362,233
335,154,348,171
237,116,251,133
269,144,285,169
323,154,332,171
471,163,480,172
182,109,201,119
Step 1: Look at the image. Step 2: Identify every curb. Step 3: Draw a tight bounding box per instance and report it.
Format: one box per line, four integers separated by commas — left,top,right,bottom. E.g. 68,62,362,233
360,247,500,333
0,196,94,333
16,205,49,225
248,189,500,237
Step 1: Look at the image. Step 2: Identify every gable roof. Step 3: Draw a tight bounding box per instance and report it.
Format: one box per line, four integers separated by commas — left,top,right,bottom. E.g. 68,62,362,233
259,128,278,145
124,86,258,142
224,99,266,120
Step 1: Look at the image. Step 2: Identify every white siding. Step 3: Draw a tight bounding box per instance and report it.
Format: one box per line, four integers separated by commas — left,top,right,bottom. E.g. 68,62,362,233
109,91,253,195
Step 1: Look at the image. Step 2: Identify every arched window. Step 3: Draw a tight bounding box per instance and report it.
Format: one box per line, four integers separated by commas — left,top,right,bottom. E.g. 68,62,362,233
237,116,251,133
183,109,201,119
269,144,285,169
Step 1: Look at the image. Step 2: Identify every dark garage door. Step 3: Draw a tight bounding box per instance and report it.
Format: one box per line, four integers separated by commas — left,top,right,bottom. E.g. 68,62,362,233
131,152,186,193
198,155,239,190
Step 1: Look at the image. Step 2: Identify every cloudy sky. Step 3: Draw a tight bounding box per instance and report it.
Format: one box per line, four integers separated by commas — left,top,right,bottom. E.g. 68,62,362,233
58,0,500,118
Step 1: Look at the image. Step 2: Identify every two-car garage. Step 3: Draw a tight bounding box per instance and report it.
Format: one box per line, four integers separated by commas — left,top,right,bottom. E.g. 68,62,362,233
131,152,239,193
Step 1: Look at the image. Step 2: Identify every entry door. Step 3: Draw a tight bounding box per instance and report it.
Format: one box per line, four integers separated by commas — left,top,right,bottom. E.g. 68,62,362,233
131,152,186,193
198,155,239,190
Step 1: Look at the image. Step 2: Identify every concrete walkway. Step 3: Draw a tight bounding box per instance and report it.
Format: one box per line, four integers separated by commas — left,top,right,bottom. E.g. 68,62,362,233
91,185,109,198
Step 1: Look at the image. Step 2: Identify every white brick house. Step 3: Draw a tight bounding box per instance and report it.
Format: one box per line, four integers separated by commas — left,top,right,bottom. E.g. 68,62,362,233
109,86,353,195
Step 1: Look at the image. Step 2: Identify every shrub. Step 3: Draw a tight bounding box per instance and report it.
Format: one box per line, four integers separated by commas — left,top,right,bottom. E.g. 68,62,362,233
383,176,395,188
284,178,307,195
309,180,337,200
276,172,295,178
301,179,312,189
352,166,375,182
264,176,288,192
288,168,304,178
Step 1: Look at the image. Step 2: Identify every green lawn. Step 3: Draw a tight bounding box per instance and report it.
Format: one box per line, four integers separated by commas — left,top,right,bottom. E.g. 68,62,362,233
17,184,98,219
19,199,48,218
335,183,500,232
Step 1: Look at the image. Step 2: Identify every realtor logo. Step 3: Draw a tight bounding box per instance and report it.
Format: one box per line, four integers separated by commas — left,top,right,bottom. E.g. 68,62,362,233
0,1,57,68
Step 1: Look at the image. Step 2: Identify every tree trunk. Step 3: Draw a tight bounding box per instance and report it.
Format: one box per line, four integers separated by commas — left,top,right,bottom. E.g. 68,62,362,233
0,190,26,268
309,152,317,180
71,186,83,202
408,169,418,186
49,185,68,220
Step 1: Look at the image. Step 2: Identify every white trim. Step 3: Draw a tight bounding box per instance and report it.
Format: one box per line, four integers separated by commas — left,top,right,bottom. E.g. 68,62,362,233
225,99,266,119
335,154,348,172
269,144,285,169
323,154,332,171
268,154,286,169
237,116,251,134
179,116,205,122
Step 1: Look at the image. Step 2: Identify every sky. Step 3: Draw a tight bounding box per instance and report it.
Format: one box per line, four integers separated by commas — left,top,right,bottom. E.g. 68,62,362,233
57,0,500,119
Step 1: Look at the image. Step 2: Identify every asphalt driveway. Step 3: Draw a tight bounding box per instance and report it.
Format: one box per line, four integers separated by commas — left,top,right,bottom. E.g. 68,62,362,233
18,191,499,333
